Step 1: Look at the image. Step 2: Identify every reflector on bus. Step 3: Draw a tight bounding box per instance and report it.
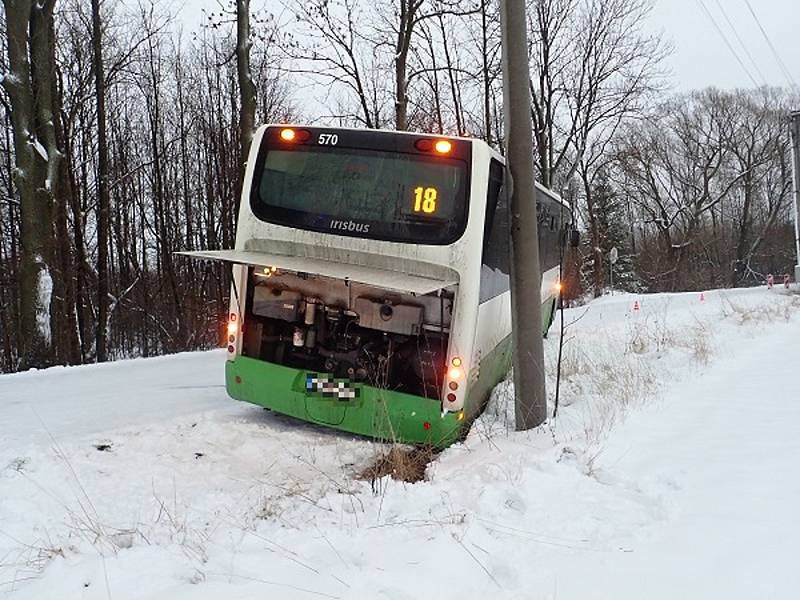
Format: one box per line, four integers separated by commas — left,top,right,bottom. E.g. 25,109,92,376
176,249,458,296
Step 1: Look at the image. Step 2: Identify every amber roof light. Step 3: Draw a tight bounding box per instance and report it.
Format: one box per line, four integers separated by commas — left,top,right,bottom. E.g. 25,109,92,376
434,140,452,154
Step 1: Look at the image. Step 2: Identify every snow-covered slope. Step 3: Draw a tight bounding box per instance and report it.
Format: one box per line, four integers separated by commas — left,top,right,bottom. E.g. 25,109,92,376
1,287,798,599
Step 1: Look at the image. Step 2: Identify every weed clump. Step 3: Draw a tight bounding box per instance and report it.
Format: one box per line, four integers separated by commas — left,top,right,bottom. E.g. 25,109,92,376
359,445,436,485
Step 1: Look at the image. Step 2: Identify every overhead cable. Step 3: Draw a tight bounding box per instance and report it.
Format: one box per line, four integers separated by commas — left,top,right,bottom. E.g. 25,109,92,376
743,0,798,89
713,0,767,87
695,0,760,88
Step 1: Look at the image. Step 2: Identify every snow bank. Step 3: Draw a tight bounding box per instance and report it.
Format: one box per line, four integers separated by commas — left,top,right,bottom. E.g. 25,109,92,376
1,287,798,599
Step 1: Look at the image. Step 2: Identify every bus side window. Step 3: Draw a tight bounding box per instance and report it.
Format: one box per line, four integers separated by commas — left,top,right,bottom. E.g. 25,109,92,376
480,159,510,303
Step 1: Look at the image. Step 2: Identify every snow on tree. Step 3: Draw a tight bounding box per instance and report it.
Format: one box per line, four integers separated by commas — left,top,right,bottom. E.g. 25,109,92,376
1,0,60,368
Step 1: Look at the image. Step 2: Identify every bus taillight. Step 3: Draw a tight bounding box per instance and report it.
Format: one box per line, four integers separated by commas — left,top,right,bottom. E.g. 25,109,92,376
445,356,463,405
228,313,239,349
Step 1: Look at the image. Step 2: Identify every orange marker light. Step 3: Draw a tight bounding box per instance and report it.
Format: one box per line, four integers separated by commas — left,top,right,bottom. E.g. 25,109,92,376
554,281,563,292
448,367,463,381
280,128,296,141
434,139,452,154
227,321,238,336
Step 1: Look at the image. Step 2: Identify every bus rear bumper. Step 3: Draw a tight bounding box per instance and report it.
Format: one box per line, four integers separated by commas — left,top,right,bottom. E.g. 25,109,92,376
225,356,464,447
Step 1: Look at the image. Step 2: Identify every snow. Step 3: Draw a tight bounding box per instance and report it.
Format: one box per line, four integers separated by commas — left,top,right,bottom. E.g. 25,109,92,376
0,72,21,87
34,262,53,346
1,286,798,599
30,137,48,162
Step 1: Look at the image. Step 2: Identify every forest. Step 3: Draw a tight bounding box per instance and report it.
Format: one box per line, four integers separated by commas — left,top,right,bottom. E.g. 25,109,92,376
0,0,797,372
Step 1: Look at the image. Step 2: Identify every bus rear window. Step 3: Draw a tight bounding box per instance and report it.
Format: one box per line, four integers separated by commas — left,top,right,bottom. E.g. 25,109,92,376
251,146,469,245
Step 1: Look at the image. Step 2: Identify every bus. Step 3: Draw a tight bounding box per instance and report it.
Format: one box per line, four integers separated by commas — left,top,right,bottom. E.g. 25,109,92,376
181,125,570,447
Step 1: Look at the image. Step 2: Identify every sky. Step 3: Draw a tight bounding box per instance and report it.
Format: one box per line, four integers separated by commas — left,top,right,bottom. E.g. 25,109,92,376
177,0,799,93
649,0,798,91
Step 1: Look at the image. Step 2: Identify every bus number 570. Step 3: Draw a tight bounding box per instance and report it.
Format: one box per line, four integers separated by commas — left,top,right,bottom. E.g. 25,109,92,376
318,133,339,145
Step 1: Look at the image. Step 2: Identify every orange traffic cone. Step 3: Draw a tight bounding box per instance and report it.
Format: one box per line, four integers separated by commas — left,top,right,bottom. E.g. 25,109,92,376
633,300,640,312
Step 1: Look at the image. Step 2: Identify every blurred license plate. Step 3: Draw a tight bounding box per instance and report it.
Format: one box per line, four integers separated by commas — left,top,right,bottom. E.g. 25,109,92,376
305,374,358,400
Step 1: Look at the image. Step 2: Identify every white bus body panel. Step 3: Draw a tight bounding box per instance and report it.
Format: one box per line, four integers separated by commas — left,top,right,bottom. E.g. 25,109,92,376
178,249,457,296
224,126,561,413
229,126,498,412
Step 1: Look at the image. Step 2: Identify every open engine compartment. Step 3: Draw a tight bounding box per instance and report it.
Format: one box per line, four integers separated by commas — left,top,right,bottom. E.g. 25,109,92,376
241,267,454,400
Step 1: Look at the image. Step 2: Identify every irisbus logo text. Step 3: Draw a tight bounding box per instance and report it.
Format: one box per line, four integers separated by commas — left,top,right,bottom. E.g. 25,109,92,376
329,219,371,234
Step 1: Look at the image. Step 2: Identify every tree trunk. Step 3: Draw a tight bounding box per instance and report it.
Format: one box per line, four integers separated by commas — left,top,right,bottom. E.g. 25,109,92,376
92,0,111,362
480,0,492,144
394,0,417,131
1,0,59,369
582,171,603,297
236,0,257,166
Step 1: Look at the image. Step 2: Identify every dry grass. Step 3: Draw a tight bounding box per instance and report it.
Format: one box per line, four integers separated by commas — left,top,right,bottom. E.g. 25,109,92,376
358,445,436,485
551,311,716,446
720,294,800,325
0,537,67,592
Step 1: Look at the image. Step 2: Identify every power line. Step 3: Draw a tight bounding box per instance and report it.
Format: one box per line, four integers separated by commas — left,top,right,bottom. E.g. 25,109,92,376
713,0,767,87
743,0,798,89
695,0,759,88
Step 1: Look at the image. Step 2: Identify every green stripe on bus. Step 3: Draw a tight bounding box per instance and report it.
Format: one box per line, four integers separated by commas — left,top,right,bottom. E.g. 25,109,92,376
226,357,463,447
226,295,557,447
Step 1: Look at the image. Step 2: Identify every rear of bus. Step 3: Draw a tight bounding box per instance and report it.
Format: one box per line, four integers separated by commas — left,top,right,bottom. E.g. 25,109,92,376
223,125,488,446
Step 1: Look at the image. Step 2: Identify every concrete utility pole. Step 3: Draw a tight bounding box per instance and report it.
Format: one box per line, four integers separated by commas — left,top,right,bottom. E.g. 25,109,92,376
500,0,547,430
790,111,800,285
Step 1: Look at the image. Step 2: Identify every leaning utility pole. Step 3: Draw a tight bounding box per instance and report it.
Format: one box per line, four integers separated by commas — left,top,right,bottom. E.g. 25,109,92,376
500,0,547,430
790,111,800,285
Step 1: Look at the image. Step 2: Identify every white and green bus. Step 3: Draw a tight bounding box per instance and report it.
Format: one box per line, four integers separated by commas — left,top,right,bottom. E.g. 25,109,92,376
182,125,570,446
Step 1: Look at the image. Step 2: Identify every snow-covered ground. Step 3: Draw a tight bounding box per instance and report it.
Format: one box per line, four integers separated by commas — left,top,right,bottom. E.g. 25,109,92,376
1,286,798,599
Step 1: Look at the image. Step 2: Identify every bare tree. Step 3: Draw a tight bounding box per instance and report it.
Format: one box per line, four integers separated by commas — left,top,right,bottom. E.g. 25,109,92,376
614,88,797,291
528,0,668,190
726,88,790,286
1,0,60,368
286,0,382,128
236,0,256,163
92,0,111,361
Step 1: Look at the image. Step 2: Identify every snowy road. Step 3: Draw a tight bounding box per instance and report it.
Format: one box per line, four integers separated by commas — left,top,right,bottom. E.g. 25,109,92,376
0,287,798,599
0,350,230,449
556,298,800,598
